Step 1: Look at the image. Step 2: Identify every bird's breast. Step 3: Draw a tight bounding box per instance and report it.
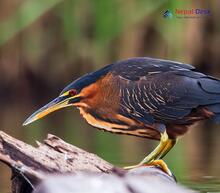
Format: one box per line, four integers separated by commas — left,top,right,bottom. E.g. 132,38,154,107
79,108,128,131
78,107,160,139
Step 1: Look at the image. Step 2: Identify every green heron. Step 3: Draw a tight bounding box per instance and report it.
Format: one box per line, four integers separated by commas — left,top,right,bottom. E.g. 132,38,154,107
23,57,220,175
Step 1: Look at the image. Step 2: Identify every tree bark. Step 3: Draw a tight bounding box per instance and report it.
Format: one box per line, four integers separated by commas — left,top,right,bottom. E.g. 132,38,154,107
0,131,196,193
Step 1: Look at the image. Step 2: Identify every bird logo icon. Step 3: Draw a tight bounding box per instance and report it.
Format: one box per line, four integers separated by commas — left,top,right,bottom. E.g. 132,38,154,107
163,10,173,18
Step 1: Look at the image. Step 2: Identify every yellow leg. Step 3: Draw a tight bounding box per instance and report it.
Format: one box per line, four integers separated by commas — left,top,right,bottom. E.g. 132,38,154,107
145,139,176,176
139,131,170,164
159,138,177,159
124,130,176,176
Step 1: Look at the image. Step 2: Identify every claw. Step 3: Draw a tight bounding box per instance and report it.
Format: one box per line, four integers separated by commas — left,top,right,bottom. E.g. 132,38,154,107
124,159,175,180
143,159,172,176
123,164,141,170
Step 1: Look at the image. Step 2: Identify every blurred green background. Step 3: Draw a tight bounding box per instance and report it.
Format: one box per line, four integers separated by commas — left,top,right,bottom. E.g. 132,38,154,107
0,0,220,192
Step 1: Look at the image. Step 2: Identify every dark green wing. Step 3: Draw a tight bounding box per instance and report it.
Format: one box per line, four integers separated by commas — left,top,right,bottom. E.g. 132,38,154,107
111,57,220,124
112,57,195,81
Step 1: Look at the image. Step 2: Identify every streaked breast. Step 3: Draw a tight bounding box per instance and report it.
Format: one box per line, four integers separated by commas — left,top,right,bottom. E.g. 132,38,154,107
78,107,160,139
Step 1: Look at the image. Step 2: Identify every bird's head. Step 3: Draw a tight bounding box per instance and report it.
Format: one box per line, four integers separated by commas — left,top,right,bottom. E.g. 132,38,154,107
23,65,112,126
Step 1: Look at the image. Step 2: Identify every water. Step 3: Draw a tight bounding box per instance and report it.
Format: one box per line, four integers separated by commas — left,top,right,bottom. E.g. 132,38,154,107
183,177,220,192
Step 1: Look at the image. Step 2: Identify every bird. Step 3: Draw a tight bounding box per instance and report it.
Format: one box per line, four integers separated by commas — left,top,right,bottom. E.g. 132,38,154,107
23,57,220,175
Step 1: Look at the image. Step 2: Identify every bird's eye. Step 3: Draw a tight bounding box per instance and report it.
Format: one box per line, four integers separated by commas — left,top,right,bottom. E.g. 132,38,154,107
69,89,77,96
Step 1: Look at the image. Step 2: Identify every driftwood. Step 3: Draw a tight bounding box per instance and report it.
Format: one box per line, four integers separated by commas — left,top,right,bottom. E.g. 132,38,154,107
0,131,196,193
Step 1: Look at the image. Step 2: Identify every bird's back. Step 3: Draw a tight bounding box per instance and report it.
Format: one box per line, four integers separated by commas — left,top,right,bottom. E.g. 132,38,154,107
81,57,220,139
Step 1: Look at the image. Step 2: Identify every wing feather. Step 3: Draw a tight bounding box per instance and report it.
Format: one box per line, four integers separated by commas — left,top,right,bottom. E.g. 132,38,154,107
112,58,220,124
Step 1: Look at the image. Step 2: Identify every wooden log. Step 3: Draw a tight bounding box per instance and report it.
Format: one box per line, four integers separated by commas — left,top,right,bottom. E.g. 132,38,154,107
33,168,196,193
0,131,197,193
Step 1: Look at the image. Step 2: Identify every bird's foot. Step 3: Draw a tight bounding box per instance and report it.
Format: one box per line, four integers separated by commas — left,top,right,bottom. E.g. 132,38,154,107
124,159,173,178
143,159,173,177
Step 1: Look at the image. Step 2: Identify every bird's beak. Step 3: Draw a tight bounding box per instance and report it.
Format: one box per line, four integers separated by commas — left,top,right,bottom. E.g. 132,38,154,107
23,95,80,126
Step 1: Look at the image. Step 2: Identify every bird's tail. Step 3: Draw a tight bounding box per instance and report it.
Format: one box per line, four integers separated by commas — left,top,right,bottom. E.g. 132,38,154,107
200,77,220,123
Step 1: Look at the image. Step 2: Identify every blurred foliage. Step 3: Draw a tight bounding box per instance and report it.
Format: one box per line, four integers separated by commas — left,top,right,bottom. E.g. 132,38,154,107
0,0,63,46
0,0,220,192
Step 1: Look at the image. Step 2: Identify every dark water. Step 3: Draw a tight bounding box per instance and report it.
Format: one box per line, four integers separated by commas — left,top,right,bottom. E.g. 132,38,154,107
0,107,220,193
